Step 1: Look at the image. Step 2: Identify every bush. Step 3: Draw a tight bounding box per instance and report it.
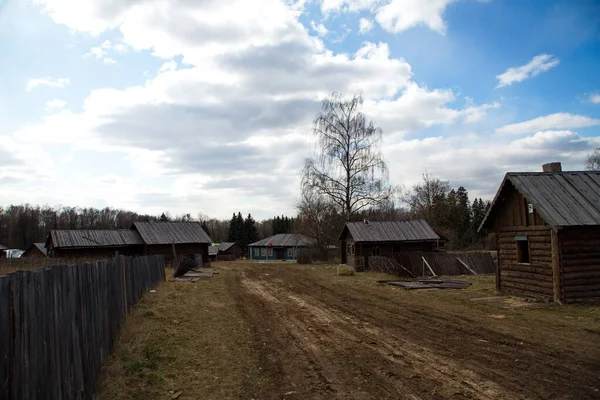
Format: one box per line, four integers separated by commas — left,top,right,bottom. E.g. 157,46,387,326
337,265,355,276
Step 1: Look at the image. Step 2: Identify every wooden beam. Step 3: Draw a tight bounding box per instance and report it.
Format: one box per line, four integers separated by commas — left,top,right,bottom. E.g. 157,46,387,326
551,229,563,305
457,258,477,275
421,256,436,277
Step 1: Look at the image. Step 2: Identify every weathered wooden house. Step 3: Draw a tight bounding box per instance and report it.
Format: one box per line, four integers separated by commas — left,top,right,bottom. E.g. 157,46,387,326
217,242,243,260
131,221,212,264
45,230,145,258
21,243,48,258
480,163,600,303
339,220,444,269
249,234,315,261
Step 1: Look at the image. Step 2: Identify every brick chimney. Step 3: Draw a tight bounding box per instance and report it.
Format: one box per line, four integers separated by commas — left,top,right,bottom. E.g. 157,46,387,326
542,162,562,173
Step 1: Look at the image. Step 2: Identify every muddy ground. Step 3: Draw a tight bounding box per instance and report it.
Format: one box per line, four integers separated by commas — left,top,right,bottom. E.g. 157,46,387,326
97,262,600,400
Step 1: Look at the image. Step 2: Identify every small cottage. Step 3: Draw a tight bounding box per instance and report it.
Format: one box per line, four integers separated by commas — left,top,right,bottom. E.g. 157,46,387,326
479,162,600,304
21,243,48,258
217,242,243,260
249,234,315,261
339,220,444,269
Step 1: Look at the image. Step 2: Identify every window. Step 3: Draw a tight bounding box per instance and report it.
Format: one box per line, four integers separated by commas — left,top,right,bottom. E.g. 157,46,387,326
287,248,294,258
515,236,530,264
260,248,266,256
267,248,273,257
372,247,381,256
347,243,354,256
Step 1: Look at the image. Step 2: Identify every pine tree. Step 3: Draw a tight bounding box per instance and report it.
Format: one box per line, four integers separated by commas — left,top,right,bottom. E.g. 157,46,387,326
243,214,259,247
227,212,244,243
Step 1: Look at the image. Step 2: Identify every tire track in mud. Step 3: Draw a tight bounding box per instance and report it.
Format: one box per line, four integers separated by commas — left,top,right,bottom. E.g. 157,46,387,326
238,269,524,400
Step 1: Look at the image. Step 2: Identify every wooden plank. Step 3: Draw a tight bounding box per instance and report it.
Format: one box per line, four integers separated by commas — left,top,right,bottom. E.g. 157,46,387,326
421,256,436,277
501,271,554,282
0,275,11,399
551,229,562,304
456,258,477,275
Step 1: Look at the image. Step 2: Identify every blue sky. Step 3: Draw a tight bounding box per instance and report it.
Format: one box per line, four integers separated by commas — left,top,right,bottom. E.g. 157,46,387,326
1,0,599,219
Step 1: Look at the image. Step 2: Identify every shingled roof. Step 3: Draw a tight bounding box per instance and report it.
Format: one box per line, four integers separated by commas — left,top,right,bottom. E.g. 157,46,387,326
339,220,441,242
47,230,144,248
218,242,236,252
132,222,212,245
480,171,600,230
249,234,315,247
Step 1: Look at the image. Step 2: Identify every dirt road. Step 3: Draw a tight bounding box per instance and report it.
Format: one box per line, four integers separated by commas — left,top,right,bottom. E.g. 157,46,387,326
97,262,600,400
231,263,600,400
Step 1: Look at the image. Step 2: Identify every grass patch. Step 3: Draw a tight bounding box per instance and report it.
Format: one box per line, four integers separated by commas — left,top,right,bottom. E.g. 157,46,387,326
96,267,266,400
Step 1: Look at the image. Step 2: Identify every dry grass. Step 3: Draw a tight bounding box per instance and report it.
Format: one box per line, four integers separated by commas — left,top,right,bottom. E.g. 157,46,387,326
95,267,268,400
336,265,355,276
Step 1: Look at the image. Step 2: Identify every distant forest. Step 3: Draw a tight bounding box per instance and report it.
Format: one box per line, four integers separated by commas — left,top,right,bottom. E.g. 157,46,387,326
1,174,488,252
0,205,299,250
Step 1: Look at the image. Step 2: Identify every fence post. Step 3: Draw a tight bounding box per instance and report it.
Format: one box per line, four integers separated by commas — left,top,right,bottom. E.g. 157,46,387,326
121,256,128,315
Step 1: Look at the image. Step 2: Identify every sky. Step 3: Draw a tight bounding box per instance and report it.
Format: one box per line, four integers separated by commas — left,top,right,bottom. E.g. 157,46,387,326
1,0,599,220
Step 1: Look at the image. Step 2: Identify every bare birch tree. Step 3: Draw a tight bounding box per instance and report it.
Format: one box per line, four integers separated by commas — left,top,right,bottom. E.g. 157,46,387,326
586,148,600,171
302,93,394,219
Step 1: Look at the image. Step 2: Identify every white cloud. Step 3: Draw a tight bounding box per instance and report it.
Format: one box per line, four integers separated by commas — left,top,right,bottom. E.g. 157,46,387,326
375,0,454,34
101,39,111,49
85,46,106,59
496,113,600,135
103,57,117,65
26,77,70,91
310,21,329,37
159,61,178,73
17,0,507,218
321,0,456,34
589,93,600,104
359,18,373,34
321,0,379,13
496,54,559,88
44,99,67,110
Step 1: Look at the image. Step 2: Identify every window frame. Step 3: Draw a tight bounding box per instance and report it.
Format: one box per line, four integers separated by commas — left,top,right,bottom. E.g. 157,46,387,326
515,236,530,264
287,247,294,258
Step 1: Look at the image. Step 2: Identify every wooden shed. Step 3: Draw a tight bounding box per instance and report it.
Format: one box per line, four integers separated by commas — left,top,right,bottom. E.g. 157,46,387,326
21,243,48,258
131,221,212,264
217,242,243,261
480,163,600,303
45,230,145,258
339,220,445,270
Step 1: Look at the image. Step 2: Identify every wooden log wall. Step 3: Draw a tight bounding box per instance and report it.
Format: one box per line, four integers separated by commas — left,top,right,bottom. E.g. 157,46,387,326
0,255,165,400
497,229,554,300
559,228,600,303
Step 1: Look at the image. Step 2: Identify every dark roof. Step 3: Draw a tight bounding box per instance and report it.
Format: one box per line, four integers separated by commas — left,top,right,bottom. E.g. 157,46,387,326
480,171,600,230
249,234,315,247
132,222,212,245
24,243,48,256
340,220,441,242
218,242,236,252
48,230,144,248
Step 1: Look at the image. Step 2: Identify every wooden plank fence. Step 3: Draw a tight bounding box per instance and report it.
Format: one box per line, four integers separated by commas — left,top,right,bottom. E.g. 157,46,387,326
0,254,165,400
367,251,496,277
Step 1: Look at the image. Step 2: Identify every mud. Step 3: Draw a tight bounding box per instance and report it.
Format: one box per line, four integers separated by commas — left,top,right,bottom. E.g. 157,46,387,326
226,263,600,400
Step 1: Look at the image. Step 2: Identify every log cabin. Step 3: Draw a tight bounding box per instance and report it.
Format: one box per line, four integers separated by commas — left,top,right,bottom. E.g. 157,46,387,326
339,220,445,270
479,162,600,304
248,234,315,261
131,221,212,264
